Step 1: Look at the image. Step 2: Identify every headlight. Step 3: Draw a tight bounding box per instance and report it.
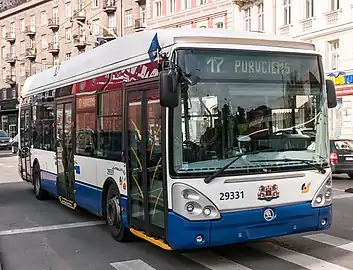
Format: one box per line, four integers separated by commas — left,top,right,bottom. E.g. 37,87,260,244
311,173,332,208
172,183,221,221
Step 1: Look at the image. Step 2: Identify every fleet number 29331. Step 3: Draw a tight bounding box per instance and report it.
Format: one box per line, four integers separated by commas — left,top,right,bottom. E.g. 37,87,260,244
219,191,244,201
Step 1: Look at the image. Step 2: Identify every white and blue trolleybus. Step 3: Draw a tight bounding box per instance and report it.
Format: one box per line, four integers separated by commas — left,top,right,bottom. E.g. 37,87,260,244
18,28,337,250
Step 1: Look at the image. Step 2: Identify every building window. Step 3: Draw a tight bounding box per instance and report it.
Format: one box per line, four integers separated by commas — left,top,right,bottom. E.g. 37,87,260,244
30,39,35,48
42,35,47,49
169,0,176,13
2,90,7,100
1,26,5,39
20,19,25,32
54,56,59,66
53,7,59,18
65,2,72,18
328,39,339,70
258,3,264,31
65,27,72,42
108,14,116,28
199,0,206,5
92,20,100,36
244,8,251,31
31,62,36,75
330,0,339,11
20,41,25,54
183,0,191,9
20,64,25,76
140,7,146,23
92,0,99,7
12,88,16,99
54,32,59,44
10,22,15,34
65,53,71,60
2,67,6,80
305,0,314,18
1,46,6,59
283,0,291,25
215,22,224,28
30,15,36,31
41,59,47,71
125,9,133,27
41,11,47,25
155,1,162,17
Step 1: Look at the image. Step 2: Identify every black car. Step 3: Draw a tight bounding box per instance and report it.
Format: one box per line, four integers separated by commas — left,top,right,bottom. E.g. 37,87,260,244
0,130,11,150
330,138,353,179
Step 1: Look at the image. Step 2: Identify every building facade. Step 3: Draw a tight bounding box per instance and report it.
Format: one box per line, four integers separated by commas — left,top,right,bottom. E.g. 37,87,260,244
233,0,353,139
145,0,234,29
0,0,146,137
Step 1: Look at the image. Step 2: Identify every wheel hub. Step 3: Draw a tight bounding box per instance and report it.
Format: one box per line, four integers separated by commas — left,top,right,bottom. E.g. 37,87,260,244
107,196,121,227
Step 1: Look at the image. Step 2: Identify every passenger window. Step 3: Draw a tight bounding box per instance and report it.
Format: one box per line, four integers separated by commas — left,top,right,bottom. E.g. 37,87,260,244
97,90,123,161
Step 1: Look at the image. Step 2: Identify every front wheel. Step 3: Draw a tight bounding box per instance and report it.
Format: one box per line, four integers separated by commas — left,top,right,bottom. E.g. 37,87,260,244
106,184,131,242
33,164,47,200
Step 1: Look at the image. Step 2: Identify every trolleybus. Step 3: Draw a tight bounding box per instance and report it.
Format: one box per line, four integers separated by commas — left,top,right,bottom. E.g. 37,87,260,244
18,28,337,250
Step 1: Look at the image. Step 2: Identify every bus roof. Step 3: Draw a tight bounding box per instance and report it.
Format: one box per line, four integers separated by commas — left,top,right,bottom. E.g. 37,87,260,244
21,28,316,98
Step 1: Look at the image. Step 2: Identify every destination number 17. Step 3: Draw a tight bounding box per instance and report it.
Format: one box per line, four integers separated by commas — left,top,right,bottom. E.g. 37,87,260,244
219,191,244,201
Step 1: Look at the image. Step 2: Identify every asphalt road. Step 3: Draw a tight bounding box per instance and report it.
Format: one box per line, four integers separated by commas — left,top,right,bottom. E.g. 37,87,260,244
2,150,353,270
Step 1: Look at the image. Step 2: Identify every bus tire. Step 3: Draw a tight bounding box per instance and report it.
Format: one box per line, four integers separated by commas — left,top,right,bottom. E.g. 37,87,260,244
106,184,131,242
33,164,47,200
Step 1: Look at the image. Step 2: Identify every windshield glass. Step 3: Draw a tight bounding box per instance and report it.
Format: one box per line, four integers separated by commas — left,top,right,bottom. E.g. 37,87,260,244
0,130,8,137
171,49,328,175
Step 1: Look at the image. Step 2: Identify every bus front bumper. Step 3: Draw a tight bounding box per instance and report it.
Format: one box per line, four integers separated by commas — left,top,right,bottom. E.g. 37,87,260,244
167,202,332,250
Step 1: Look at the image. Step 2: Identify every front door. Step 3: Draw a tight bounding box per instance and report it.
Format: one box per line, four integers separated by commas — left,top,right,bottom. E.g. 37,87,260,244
126,85,166,239
55,99,76,206
19,106,31,182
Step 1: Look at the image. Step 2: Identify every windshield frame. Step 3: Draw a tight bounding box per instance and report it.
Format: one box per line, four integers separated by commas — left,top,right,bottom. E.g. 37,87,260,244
168,48,328,179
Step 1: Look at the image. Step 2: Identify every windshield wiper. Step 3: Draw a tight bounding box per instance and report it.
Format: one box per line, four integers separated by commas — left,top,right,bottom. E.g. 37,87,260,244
204,150,265,184
254,158,326,174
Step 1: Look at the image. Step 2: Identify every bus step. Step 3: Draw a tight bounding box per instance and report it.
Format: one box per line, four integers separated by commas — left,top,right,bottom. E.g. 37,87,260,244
129,228,172,251
59,196,77,210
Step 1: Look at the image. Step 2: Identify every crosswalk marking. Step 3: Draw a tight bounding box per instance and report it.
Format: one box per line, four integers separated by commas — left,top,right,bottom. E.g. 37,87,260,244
304,233,353,252
110,259,156,270
248,241,351,270
183,250,252,270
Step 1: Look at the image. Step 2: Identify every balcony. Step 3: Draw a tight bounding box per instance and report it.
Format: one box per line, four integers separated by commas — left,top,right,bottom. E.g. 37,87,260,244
102,28,117,40
73,35,87,48
103,0,116,12
324,9,342,25
47,42,60,54
5,32,15,43
24,26,36,37
25,48,37,59
233,0,252,7
72,9,86,22
5,54,17,64
134,19,146,32
5,75,16,85
278,24,291,36
48,17,60,31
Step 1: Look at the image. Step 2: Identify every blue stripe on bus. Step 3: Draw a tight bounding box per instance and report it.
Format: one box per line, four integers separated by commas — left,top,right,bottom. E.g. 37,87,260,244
40,170,58,196
74,180,103,216
167,202,332,250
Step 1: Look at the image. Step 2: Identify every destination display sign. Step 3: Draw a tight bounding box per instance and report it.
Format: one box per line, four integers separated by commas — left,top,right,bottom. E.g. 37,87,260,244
184,51,320,82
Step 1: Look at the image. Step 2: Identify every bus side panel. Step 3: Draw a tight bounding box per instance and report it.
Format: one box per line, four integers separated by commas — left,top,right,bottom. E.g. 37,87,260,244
34,149,58,196
73,155,101,215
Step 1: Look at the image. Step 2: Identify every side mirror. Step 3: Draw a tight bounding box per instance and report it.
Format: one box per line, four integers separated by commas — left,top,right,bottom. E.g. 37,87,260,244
159,69,179,108
326,79,337,108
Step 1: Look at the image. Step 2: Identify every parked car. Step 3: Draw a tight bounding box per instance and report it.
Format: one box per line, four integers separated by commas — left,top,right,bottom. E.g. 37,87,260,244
0,130,11,150
330,138,353,179
11,133,19,153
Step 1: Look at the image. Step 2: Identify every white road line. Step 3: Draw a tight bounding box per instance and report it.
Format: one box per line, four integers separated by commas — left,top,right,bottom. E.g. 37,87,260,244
248,241,350,270
183,251,252,270
0,163,12,168
304,233,353,252
332,188,345,192
303,233,351,247
334,194,353,199
0,220,105,236
111,259,156,270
